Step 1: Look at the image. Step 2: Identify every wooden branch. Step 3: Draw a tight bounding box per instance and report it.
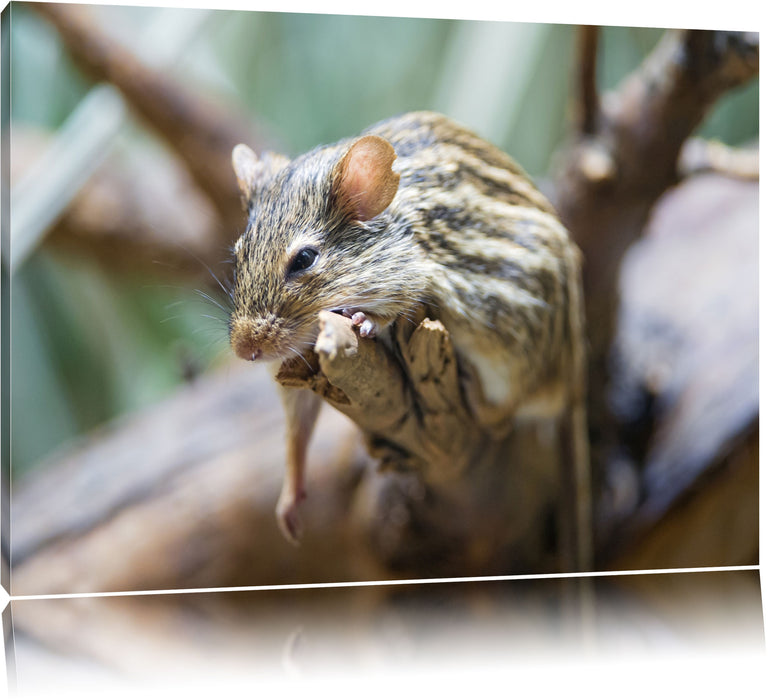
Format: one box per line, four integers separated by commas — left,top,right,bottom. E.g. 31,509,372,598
33,3,265,235
12,127,231,282
11,353,559,594
556,28,758,358
576,26,600,135
679,138,759,180
279,310,491,480
277,310,564,574
553,28,758,475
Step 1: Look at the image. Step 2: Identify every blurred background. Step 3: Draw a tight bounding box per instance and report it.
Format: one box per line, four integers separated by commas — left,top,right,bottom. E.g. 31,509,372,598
8,4,758,477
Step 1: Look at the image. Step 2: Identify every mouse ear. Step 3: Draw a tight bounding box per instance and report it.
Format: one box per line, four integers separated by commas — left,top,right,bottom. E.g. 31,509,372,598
331,135,399,222
232,144,260,200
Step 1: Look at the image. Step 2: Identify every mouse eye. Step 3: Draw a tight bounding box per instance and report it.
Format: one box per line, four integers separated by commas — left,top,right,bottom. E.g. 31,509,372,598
288,246,319,276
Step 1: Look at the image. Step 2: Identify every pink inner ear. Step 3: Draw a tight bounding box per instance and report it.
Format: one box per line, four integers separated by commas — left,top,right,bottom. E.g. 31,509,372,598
337,136,399,221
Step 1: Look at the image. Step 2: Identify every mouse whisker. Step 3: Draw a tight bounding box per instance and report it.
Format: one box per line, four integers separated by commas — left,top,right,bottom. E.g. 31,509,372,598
288,346,314,372
193,289,232,316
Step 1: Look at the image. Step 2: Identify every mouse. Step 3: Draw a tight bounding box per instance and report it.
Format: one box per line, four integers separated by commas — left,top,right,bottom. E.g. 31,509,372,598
228,111,589,558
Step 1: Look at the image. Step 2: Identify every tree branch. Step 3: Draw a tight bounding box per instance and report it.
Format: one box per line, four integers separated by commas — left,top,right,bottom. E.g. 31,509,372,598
278,311,491,480
679,138,759,180
554,28,758,476
577,26,600,135
558,29,758,337
275,310,565,574
32,3,265,235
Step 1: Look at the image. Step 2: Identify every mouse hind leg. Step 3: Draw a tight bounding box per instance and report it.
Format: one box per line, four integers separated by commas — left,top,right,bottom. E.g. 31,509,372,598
276,386,322,544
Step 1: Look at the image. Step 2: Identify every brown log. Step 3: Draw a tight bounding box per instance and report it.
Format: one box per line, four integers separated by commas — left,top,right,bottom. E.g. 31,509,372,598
599,173,759,567
10,361,378,595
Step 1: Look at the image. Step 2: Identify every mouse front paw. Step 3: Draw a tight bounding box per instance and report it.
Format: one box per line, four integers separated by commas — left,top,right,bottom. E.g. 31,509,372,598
342,309,382,338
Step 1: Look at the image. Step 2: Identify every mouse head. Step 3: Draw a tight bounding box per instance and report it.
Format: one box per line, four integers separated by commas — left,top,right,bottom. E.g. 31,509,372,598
228,134,405,363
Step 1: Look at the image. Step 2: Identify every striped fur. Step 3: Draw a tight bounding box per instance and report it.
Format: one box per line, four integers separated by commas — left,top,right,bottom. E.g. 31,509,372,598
230,111,580,423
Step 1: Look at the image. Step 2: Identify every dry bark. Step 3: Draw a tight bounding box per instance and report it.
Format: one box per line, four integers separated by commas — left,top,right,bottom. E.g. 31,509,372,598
10,355,555,594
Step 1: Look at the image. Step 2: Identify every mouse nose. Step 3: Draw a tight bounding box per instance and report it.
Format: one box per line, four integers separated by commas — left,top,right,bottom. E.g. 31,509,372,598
230,317,266,362
243,347,263,361
232,337,263,362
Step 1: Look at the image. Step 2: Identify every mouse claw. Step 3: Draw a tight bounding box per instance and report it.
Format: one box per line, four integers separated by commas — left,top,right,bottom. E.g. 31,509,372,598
276,489,304,545
349,311,379,338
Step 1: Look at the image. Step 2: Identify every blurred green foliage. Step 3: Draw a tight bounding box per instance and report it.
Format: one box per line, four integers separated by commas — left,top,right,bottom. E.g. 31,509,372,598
8,5,758,476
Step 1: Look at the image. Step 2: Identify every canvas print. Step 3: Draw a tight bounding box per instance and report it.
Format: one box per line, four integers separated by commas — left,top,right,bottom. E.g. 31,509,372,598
0,1,762,692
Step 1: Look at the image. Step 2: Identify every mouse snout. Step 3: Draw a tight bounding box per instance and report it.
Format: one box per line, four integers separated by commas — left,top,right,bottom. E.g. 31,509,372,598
230,315,277,362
